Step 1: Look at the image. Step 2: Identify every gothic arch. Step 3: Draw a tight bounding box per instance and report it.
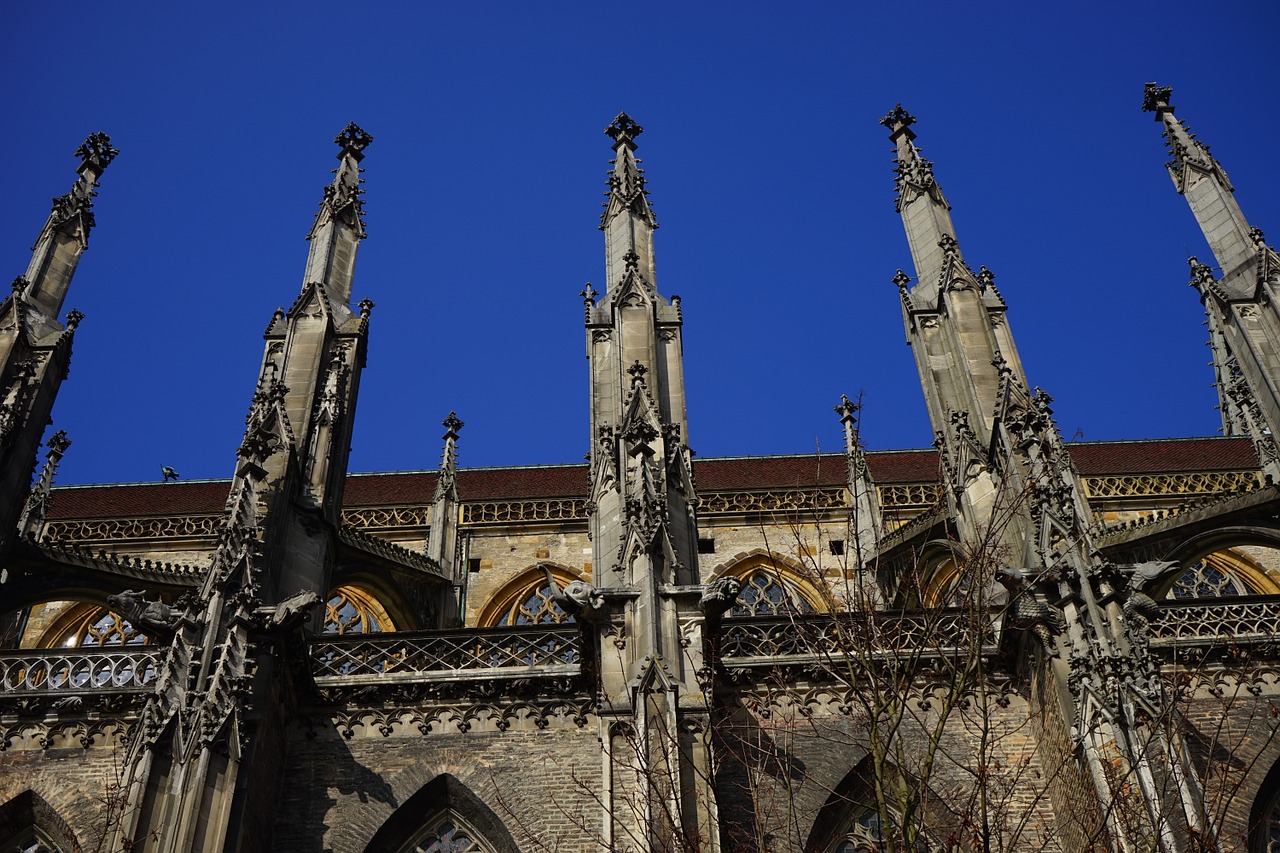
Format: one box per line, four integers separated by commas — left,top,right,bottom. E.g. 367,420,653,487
1249,751,1280,852
0,789,81,852
361,773,519,853
328,566,425,631
476,563,583,627
804,757,943,853
320,584,397,635
707,550,826,616
1160,529,1280,599
1164,525,1280,569
36,601,149,648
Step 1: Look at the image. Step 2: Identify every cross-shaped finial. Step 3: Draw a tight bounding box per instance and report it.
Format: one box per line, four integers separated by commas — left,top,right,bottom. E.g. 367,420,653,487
1141,83,1173,114
334,123,374,159
74,132,118,170
891,269,911,291
605,112,644,146
580,283,598,303
442,411,464,440
627,360,648,383
880,104,916,132
834,394,859,424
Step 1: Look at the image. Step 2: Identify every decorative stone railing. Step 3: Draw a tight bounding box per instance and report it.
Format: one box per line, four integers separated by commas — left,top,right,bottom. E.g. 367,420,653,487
0,647,161,695
1152,596,1280,647
719,610,997,668
311,625,582,685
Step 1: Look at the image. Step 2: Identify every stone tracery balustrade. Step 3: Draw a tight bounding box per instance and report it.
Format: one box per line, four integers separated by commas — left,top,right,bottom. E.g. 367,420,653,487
0,647,161,694
1151,596,1280,647
720,610,996,667
311,625,581,684
1083,470,1260,500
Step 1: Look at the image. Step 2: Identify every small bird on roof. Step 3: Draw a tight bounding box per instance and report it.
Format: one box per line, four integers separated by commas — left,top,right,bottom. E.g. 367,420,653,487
161,466,180,483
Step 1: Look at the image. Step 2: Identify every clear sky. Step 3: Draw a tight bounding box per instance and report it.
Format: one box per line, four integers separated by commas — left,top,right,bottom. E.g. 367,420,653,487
5,2,1279,486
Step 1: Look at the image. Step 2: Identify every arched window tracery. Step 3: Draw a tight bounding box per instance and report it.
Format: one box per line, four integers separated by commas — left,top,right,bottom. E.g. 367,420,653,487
401,811,490,853
322,586,395,635
1165,547,1280,600
477,566,582,628
29,601,149,649
732,568,816,617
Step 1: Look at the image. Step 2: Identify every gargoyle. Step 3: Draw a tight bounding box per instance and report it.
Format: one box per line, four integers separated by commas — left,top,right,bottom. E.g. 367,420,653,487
994,567,1064,656
1123,560,1178,626
106,590,188,638
699,576,742,618
543,565,607,623
252,589,323,633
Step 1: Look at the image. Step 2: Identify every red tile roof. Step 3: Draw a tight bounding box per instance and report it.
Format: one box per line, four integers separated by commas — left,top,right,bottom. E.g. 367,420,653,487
46,437,1257,520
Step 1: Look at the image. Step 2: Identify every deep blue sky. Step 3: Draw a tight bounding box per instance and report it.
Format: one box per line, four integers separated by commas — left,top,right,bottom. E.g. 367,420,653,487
5,3,1279,486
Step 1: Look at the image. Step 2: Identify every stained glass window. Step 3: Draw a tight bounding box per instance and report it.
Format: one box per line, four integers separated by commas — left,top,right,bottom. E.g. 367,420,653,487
1168,560,1250,599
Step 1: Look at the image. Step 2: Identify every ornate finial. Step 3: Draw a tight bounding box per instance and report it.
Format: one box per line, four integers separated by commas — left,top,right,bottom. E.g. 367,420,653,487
10,276,27,297
938,234,960,258
1142,83,1173,114
64,309,84,330
834,394,859,425
74,132,118,172
334,123,374,160
1249,227,1269,249
627,360,648,384
580,282,598,304
46,429,71,455
891,269,912,292
358,298,375,320
991,352,1011,377
623,249,640,270
977,266,996,289
442,411,464,441
605,113,644,147
881,104,916,133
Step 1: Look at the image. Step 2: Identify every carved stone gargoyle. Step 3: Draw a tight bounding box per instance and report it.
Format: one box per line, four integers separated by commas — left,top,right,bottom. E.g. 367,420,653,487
698,575,742,619
251,590,323,634
106,590,190,639
1123,561,1179,625
543,566,607,624
994,567,1065,656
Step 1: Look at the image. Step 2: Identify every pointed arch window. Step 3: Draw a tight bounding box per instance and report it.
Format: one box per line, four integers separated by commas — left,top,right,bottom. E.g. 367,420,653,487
322,586,395,635
828,807,937,853
27,601,150,649
732,569,816,617
1165,548,1280,600
477,566,583,628
401,811,490,853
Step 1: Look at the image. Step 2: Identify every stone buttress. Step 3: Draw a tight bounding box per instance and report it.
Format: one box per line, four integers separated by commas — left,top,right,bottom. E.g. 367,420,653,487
0,135,115,558
1144,84,1280,481
584,112,719,852
885,105,1217,851
113,125,381,853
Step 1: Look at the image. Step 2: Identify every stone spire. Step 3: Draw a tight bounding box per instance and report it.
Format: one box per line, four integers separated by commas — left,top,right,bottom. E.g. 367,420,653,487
17,429,70,540
247,126,376,599
21,133,118,329
302,122,372,309
585,116,718,850
835,395,881,572
883,108,1027,452
1147,86,1280,480
427,412,464,624
0,135,113,557
600,112,659,296
1143,84,1256,274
